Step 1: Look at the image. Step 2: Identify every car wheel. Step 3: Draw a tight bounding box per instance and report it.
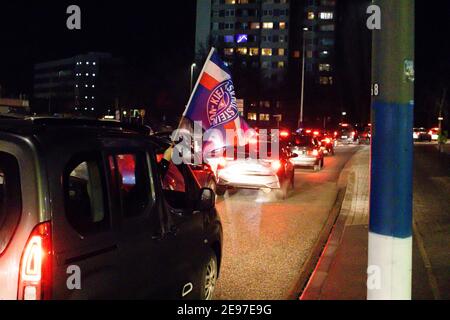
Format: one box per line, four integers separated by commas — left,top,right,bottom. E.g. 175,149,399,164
199,250,218,300
215,185,226,196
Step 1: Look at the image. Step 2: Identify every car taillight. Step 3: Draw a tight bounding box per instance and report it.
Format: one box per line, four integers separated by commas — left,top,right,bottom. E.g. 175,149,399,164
313,131,319,136
351,131,355,137
271,160,282,171
280,131,289,138
18,221,52,300
428,130,432,135
218,157,227,169
334,131,338,137
324,138,331,144
312,149,319,156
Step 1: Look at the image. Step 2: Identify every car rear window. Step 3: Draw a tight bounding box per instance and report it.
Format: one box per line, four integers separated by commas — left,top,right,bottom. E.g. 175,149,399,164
291,136,314,147
0,152,21,255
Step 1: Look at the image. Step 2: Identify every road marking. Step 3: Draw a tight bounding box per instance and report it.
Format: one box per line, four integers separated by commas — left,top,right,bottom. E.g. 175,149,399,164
413,221,441,300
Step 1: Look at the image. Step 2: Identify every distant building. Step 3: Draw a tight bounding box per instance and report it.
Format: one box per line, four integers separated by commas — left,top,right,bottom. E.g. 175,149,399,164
33,52,122,117
304,0,337,86
195,0,301,128
195,0,340,129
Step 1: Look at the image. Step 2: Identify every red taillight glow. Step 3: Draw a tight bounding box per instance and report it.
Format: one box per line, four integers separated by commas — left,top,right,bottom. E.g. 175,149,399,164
428,130,432,135
324,138,331,144
312,149,319,156
280,131,289,138
271,160,282,171
306,129,312,134
218,157,227,169
313,131,319,136
18,221,52,300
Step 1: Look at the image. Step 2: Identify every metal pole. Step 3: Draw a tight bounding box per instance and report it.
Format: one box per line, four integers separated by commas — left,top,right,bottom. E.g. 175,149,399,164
190,63,196,93
299,28,307,129
368,0,415,300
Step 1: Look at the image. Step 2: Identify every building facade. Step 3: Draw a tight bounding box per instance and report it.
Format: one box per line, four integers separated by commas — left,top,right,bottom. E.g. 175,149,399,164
33,52,121,117
195,0,340,129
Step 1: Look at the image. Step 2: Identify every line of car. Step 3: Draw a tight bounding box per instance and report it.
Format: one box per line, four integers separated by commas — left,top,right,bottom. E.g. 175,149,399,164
0,117,222,300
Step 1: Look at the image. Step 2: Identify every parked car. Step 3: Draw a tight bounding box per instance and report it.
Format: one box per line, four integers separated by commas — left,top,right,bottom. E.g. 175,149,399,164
288,134,325,171
413,127,432,141
210,142,296,200
0,117,222,300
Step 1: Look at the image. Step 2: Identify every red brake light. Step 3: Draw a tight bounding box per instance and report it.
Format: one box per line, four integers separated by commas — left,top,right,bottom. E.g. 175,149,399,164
280,131,289,138
428,130,432,135
18,221,52,300
271,160,282,171
312,149,319,156
306,129,312,134
313,131,319,136
218,157,227,169
334,131,338,136
324,138,331,144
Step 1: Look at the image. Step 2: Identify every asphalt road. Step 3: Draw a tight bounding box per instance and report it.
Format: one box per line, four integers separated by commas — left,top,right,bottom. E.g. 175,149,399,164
413,143,450,299
214,144,361,300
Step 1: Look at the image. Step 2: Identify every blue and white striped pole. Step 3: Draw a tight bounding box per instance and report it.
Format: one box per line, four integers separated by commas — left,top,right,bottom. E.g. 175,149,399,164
368,0,415,300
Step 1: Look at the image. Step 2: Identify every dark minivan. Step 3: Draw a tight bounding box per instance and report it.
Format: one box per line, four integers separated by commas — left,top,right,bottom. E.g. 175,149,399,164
0,118,222,300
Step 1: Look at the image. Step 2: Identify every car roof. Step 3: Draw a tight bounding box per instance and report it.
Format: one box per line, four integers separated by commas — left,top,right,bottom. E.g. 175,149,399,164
0,117,161,147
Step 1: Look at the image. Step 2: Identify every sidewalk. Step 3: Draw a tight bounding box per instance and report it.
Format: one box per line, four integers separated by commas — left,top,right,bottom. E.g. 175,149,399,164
301,147,436,300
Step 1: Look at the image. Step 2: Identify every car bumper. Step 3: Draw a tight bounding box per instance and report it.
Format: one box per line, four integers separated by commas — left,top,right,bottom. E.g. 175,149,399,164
290,156,318,167
217,172,281,189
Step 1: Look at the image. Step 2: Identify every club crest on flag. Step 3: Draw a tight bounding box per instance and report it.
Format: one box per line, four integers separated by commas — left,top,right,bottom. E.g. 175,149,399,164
207,80,238,128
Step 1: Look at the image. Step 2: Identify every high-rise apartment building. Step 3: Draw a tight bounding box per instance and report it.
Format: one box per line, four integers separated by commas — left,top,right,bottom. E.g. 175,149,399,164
195,0,339,128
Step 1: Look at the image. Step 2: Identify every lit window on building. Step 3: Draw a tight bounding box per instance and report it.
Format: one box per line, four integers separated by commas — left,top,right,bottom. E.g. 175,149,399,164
307,50,314,58
319,63,331,72
224,35,234,43
262,48,273,56
319,76,333,85
236,34,248,43
225,0,236,4
247,113,257,121
250,22,260,29
249,48,259,56
224,48,234,56
236,47,248,55
308,12,315,20
239,0,249,3
263,22,274,29
259,114,270,121
319,50,329,58
279,22,286,29
277,61,285,68
319,12,334,20
278,48,285,56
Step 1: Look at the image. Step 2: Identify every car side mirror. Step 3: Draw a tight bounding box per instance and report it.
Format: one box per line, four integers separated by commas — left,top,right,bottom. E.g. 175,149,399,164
198,188,215,211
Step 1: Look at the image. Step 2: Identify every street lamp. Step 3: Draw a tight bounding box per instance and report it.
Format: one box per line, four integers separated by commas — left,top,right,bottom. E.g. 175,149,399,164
298,27,309,129
190,63,197,93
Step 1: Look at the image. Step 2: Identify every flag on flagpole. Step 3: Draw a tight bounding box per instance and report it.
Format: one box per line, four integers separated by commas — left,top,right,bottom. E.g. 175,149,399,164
182,48,251,150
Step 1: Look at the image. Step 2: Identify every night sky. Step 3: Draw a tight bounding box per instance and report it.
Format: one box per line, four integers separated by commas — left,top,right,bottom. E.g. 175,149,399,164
0,1,448,127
